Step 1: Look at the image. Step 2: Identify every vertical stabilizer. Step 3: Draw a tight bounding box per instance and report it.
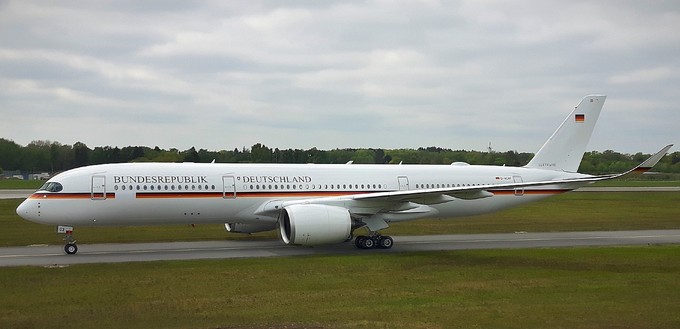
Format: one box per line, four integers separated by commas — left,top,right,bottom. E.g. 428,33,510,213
525,95,606,172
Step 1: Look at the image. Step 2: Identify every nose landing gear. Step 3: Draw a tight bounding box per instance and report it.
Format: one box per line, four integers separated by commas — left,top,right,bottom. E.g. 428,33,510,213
58,225,78,255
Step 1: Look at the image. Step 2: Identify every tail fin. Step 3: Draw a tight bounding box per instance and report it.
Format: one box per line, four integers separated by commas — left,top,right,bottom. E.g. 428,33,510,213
525,95,606,172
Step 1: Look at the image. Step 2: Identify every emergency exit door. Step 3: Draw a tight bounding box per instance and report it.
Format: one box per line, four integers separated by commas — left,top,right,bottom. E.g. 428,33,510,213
398,176,409,191
223,176,236,199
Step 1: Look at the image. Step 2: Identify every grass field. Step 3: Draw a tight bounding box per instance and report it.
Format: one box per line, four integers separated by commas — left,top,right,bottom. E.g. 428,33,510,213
1,246,679,329
0,179,43,189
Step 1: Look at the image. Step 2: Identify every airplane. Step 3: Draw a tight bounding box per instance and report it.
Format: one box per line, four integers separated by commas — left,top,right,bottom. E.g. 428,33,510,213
16,95,673,255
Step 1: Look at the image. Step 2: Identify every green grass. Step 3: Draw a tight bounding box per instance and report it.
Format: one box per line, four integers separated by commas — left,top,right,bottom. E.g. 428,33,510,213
591,179,680,187
2,192,680,247
1,246,679,329
0,179,43,189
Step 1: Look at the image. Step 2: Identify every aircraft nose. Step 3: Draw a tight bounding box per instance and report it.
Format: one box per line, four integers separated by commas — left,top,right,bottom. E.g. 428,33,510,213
16,198,38,222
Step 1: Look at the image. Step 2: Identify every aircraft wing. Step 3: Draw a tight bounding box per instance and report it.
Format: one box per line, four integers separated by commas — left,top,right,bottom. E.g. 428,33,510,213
273,144,673,215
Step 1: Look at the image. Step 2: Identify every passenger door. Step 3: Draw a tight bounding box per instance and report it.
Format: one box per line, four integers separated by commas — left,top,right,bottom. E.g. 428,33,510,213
91,175,107,200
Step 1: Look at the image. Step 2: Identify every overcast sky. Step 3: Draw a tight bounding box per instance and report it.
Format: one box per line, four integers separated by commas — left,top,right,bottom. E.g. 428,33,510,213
1,0,678,154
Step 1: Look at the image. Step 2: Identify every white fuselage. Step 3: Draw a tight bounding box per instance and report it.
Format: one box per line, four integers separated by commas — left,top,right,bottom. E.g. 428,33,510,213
17,162,591,227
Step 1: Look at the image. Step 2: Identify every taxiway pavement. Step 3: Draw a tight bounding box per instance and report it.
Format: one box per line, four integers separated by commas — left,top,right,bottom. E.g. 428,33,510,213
1,230,679,267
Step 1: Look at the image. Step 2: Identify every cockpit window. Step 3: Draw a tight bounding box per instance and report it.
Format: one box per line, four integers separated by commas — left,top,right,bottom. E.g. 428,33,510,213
39,182,63,192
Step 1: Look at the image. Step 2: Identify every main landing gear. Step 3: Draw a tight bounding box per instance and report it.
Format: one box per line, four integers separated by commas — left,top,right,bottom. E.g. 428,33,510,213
354,234,393,250
58,225,78,255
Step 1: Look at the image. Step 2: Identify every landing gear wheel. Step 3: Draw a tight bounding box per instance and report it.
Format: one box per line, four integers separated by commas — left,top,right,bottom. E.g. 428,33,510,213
378,236,393,249
64,243,78,255
355,236,366,248
354,236,376,249
59,226,77,255
361,237,375,249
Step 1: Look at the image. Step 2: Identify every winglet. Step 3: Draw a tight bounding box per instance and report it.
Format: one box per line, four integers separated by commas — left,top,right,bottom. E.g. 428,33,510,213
626,144,673,175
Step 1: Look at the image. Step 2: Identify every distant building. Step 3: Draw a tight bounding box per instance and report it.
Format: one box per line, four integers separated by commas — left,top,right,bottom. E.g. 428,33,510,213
1,170,25,180
30,173,51,180
1,171,50,180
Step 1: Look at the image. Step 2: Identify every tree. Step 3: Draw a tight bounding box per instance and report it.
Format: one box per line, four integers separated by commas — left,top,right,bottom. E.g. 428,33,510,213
73,142,91,168
182,147,200,162
251,143,272,163
0,138,23,171
352,149,375,164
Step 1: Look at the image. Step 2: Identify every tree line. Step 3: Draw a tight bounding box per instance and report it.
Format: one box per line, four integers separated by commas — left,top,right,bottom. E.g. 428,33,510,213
1,138,679,175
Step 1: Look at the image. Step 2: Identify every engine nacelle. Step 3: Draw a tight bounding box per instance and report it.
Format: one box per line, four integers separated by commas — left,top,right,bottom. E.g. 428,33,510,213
224,222,277,234
279,204,351,246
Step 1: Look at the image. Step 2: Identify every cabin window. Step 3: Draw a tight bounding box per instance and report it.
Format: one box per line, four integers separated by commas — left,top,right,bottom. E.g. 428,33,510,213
114,185,119,191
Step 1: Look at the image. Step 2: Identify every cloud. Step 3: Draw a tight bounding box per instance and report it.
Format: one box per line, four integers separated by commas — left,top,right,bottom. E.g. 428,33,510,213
0,0,678,154
608,67,676,85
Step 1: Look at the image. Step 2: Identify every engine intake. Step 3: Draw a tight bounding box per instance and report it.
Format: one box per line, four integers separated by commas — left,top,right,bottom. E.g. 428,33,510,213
279,204,351,246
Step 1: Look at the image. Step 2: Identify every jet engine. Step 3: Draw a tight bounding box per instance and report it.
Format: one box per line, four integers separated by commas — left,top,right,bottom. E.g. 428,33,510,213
279,204,352,246
224,222,277,234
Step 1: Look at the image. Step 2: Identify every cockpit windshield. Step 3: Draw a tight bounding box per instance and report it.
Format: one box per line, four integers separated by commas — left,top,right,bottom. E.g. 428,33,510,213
39,182,63,192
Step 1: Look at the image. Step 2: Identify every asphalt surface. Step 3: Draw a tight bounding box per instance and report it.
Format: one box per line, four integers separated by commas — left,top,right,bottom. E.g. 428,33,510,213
0,189,36,199
1,230,679,267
